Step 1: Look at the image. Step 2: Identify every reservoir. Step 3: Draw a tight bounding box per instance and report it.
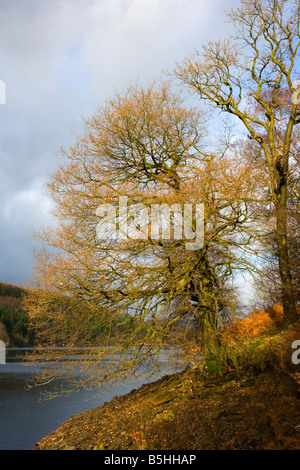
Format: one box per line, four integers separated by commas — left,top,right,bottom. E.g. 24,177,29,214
0,348,173,450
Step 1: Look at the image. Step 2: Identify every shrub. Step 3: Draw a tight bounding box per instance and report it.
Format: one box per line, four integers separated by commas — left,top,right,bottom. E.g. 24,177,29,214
200,306,300,376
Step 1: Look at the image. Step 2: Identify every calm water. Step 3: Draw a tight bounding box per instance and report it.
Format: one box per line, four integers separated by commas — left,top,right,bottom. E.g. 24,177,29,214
0,348,171,450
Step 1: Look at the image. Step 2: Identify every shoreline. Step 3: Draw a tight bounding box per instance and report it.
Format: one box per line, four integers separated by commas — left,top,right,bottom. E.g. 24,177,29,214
34,365,300,451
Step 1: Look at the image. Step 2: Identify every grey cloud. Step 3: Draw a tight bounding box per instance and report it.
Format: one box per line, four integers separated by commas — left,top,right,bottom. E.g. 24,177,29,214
0,0,240,285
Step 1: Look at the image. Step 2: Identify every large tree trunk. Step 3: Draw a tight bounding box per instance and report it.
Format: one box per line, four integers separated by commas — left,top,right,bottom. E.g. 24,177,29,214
275,177,298,325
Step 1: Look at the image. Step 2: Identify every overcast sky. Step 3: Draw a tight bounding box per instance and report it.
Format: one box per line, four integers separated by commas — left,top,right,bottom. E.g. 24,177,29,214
0,0,240,287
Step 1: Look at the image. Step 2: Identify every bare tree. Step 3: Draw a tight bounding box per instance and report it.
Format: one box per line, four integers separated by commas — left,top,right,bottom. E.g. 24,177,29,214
175,0,300,325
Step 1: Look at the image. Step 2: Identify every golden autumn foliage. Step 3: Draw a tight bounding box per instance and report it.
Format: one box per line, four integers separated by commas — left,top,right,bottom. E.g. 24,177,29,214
225,304,284,340
225,303,300,342
26,79,264,392
202,303,300,377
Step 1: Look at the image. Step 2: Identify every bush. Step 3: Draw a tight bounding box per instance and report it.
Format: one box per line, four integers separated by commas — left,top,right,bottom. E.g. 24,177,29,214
200,306,300,376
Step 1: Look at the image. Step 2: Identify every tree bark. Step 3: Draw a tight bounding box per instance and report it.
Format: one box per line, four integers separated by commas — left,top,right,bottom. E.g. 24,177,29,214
275,171,298,325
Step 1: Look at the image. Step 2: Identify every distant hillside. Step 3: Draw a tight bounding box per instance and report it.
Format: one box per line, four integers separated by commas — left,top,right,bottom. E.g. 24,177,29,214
0,282,26,298
0,282,35,347
0,284,142,348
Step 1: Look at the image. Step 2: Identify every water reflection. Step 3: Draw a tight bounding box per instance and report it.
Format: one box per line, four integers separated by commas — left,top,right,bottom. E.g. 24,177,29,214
0,347,178,450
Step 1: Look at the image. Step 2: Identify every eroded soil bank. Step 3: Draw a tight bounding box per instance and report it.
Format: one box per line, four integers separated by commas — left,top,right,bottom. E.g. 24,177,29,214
35,366,300,450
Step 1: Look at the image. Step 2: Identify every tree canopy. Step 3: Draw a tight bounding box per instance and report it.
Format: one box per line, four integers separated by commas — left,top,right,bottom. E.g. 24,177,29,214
25,0,300,393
